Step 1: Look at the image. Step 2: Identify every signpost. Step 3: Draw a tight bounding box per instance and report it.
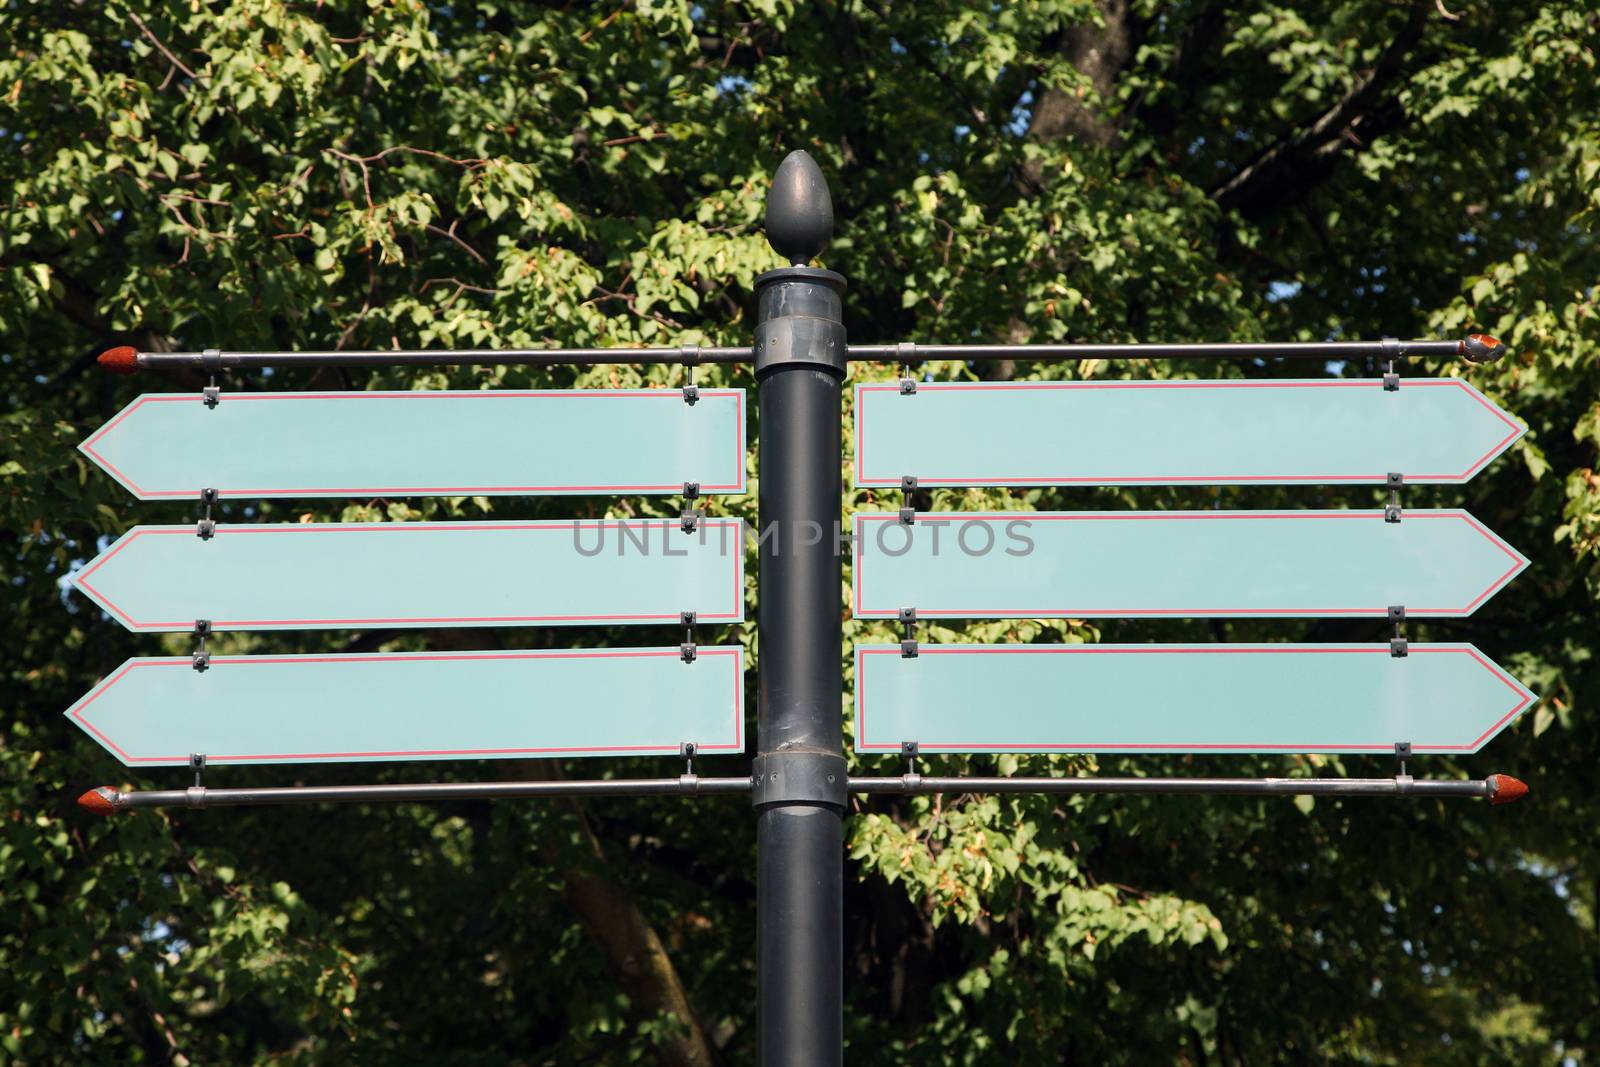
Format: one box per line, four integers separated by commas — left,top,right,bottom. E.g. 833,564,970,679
62,151,1539,1067
72,519,744,631
81,388,746,499
67,647,744,766
855,643,1534,754
854,378,1524,487
852,510,1526,619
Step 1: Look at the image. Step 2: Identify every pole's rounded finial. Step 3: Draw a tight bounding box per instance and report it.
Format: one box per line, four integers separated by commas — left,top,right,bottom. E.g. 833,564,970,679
765,150,833,266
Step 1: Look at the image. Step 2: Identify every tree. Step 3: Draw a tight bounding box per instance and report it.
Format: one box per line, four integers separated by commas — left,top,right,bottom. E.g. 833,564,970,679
1,1,1596,1063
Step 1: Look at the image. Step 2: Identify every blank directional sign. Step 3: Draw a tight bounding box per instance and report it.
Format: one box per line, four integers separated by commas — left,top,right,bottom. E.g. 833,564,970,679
81,389,746,499
855,644,1535,754
71,519,744,632
854,379,1524,487
853,510,1526,619
66,647,744,766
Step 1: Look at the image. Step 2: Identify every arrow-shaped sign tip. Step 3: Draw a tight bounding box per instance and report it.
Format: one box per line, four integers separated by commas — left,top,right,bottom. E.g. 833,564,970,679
98,346,139,375
1488,774,1529,805
77,787,122,817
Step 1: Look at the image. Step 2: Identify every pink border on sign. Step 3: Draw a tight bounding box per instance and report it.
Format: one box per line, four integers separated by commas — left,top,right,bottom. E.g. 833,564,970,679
69,647,745,764
851,510,1527,618
854,644,1533,754
73,520,745,631
853,379,1524,486
80,389,746,498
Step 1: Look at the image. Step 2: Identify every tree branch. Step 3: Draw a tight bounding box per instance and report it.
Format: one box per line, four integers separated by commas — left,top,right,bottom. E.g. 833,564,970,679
126,11,204,85
1024,0,1139,152
1211,0,1432,219
520,762,717,1067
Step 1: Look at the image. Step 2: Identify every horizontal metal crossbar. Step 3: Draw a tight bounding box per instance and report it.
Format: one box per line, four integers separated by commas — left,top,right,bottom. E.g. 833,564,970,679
77,772,1525,813
98,336,1502,374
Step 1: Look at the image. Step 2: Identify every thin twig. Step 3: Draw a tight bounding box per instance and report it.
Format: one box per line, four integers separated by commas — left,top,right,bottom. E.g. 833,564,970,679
324,148,375,208
341,145,491,171
127,12,203,83
421,276,505,305
601,129,669,147
425,220,487,263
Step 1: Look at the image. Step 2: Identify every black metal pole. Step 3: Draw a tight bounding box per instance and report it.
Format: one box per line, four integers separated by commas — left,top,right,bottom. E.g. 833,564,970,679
750,150,849,1067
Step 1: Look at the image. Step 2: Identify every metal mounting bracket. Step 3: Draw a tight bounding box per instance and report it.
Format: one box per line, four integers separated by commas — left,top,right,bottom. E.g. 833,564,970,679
197,488,218,540
681,611,697,663
191,620,212,672
1385,472,1404,523
201,348,222,407
1388,605,1408,657
899,607,918,658
1394,740,1413,783
681,482,702,532
900,475,917,525
901,740,920,778
898,341,919,392
1381,336,1402,391
681,343,700,404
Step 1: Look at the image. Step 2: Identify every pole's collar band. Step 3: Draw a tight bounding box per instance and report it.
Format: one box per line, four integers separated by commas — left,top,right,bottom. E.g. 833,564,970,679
754,316,848,375
751,749,848,809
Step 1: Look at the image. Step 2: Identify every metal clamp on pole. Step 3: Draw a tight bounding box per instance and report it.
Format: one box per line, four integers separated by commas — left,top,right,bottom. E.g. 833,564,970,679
681,482,702,532
681,343,700,404
197,488,218,540
201,348,223,407
751,749,848,810
1385,472,1404,523
191,620,212,672
1389,605,1408,657
187,753,208,807
1381,336,1402,391
679,741,698,785
1394,741,1414,792
899,607,919,658
681,611,697,663
900,475,917,525
898,341,918,393
900,740,921,786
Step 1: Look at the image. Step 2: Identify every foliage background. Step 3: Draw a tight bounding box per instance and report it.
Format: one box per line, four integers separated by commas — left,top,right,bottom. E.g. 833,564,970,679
2,1,1597,1063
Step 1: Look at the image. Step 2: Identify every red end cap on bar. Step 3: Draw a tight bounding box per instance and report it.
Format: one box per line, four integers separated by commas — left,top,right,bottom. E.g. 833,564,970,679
77,787,122,816
1488,775,1529,805
1461,333,1508,364
97,346,140,374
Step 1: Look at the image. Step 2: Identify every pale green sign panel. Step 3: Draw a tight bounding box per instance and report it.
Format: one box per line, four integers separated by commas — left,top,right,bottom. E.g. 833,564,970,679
853,510,1526,619
66,646,745,766
854,643,1535,754
854,379,1523,487
71,519,745,632
81,388,746,499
